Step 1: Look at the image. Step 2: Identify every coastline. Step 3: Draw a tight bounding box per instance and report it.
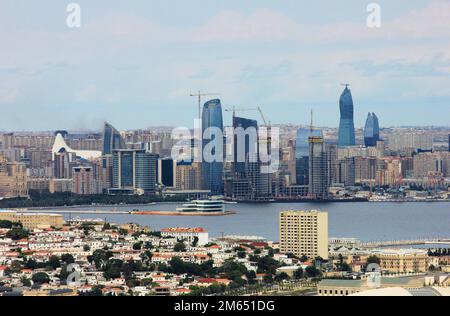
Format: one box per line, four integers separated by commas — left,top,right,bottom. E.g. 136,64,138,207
5,198,450,211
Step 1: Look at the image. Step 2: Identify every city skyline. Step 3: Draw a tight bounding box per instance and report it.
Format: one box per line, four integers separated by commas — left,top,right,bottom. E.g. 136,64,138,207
0,0,450,131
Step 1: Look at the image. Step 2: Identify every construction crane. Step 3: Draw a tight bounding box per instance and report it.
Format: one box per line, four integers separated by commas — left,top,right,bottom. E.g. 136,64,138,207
190,91,220,120
224,106,270,126
224,106,272,155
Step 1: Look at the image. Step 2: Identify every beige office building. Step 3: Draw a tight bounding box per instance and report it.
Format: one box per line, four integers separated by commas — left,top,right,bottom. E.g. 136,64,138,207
372,248,429,273
0,160,28,199
0,211,64,230
279,210,328,260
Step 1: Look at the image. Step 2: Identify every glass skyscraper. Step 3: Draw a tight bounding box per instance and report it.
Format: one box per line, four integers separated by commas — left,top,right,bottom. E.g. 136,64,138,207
112,149,157,194
233,116,258,175
295,128,323,185
308,135,330,199
103,122,125,155
202,99,224,195
364,112,380,147
338,86,356,147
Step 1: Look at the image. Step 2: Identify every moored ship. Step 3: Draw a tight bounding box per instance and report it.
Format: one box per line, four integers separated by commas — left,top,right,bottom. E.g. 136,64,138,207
131,199,236,216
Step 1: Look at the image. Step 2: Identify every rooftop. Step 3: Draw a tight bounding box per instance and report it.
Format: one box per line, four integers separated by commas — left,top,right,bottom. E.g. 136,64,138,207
161,227,206,233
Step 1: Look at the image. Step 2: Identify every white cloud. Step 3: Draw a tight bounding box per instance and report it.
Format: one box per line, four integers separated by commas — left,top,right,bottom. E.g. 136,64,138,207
0,87,19,103
77,84,97,102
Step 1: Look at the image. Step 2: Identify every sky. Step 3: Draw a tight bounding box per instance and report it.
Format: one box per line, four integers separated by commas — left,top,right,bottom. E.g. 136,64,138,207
0,0,449,131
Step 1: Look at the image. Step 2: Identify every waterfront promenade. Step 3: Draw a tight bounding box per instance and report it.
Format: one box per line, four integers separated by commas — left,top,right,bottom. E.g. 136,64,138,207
361,238,450,248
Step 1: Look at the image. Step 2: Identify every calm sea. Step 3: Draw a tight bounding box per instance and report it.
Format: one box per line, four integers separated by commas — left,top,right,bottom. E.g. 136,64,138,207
54,202,450,242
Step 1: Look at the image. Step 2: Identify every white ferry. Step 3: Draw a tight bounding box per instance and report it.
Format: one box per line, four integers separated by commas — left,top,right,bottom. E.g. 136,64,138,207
176,200,225,213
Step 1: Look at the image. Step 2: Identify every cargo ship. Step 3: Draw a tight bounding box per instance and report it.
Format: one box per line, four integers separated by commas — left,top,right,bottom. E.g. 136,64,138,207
131,199,236,216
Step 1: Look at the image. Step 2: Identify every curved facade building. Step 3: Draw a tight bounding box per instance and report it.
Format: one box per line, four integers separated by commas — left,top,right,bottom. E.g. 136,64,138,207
364,112,380,147
338,86,356,147
103,122,126,155
202,99,224,195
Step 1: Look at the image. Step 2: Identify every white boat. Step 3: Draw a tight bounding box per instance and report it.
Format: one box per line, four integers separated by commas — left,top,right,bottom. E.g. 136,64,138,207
176,200,225,213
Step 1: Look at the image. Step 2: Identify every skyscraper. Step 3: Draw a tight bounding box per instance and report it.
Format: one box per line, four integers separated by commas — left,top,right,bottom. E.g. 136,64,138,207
364,112,380,147
202,99,224,195
233,116,258,174
231,116,259,200
112,149,157,194
103,122,126,155
338,85,356,147
102,122,126,190
295,128,323,185
158,158,176,188
308,135,330,199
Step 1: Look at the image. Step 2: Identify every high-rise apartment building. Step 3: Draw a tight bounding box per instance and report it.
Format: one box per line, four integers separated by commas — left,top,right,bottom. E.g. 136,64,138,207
338,85,356,147
53,148,76,179
0,159,28,198
413,152,448,178
308,136,330,199
175,162,202,191
158,158,176,188
279,210,329,260
388,132,433,152
295,128,323,186
72,166,100,195
335,157,356,187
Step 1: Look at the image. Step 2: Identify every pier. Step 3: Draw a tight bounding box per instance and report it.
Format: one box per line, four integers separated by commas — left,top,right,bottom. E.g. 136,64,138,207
361,238,450,248
17,210,129,215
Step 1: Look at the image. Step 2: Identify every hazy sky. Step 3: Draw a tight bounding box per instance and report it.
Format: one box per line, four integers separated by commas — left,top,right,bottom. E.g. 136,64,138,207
0,0,449,131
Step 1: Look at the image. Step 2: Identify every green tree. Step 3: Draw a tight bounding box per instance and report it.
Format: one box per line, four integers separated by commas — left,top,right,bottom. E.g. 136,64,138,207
256,256,279,274
21,276,31,287
237,251,246,259
87,249,113,269
299,255,309,262
6,227,29,240
10,260,23,273
0,220,13,229
274,272,289,282
32,272,50,285
61,254,75,264
305,266,321,278
294,267,304,280
174,242,186,252
46,255,61,270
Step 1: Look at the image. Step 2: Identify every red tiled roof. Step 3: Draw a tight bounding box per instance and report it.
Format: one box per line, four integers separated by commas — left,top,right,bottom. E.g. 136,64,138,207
161,227,206,233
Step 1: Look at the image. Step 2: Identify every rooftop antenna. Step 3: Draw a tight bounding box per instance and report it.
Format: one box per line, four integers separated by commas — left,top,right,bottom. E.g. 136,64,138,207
341,83,350,89
310,109,314,133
